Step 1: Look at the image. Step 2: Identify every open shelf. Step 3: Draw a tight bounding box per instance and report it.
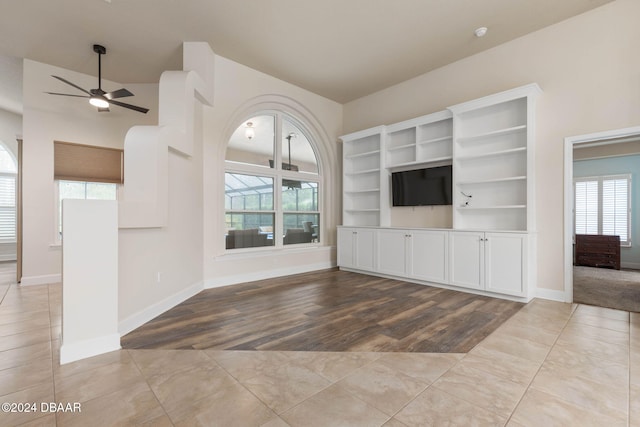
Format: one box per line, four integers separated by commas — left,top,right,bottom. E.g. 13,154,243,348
345,150,380,159
344,188,380,194
387,143,415,152
457,175,526,185
345,208,380,213
456,147,526,161
457,205,526,210
418,135,452,145
345,168,380,176
457,125,526,143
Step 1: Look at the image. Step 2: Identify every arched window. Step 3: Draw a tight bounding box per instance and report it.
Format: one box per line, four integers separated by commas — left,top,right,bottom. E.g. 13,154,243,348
225,112,321,250
0,143,17,242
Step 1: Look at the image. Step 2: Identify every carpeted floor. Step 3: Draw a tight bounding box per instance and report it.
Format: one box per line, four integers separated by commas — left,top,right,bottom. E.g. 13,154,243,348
573,266,640,312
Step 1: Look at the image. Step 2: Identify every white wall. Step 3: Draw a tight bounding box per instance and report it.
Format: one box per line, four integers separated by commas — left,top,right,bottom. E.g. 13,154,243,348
118,98,205,327
21,59,158,284
203,56,343,286
343,0,640,293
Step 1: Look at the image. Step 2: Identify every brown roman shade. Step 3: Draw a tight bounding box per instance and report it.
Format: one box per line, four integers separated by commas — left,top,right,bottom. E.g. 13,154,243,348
54,141,124,184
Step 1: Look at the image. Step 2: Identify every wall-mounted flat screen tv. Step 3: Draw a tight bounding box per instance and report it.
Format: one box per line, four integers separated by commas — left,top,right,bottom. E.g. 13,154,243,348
392,165,452,206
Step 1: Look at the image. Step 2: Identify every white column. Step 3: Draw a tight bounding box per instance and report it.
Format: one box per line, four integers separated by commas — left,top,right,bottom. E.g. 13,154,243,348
60,199,119,364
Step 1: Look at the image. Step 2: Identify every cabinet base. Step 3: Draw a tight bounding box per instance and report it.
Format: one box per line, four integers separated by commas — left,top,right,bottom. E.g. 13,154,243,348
339,267,534,304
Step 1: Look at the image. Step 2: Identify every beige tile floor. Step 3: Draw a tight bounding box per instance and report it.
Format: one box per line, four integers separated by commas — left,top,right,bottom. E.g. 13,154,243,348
0,278,638,426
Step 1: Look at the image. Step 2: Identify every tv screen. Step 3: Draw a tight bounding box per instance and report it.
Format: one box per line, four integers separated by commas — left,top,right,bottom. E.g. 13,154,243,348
392,166,452,206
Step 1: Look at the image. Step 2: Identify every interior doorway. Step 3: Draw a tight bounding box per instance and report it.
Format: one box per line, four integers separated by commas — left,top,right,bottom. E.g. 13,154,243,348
564,126,640,311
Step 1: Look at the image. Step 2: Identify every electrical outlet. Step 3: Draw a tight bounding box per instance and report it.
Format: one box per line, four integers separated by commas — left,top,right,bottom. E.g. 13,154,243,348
156,272,161,283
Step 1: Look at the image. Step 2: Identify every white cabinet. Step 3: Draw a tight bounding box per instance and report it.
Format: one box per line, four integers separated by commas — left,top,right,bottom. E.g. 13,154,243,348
408,229,449,283
485,232,527,296
449,84,541,232
341,127,388,227
377,229,449,283
337,227,376,271
377,229,409,276
449,231,484,290
449,231,527,296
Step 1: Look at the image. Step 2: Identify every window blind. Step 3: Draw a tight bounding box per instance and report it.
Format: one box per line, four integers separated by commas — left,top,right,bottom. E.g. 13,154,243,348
574,180,598,235
0,173,16,241
602,177,628,242
54,141,124,184
574,174,631,246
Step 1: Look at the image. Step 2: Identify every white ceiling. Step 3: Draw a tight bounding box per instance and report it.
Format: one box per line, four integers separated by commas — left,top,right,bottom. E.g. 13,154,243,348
0,0,613,107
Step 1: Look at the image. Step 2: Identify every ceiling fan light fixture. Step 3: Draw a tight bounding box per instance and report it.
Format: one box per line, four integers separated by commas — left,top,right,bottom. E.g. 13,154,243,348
89,97,109,108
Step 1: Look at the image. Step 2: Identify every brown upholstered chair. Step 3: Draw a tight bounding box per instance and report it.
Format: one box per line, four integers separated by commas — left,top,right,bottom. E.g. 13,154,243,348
283,228,312,245
225,229,268,249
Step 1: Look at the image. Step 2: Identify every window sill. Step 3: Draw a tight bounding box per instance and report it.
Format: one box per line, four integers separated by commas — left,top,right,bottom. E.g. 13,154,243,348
216,243,333,261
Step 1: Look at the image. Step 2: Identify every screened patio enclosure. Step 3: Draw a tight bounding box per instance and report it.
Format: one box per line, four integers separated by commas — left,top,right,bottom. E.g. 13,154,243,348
225,172,319,249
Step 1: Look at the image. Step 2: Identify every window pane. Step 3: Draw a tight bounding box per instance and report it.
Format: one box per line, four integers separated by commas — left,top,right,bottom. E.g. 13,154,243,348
225,173,274,211
86,182,118,200
281,117,318,174
0,146,16,173
60,181,87,200
283,213,319,245
226,115,275,168
281,181,318,212
225,213,275,249
575,180,598,235
602,178,628,241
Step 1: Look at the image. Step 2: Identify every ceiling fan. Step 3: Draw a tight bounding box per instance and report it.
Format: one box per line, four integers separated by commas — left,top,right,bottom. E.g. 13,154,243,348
45,44,149,114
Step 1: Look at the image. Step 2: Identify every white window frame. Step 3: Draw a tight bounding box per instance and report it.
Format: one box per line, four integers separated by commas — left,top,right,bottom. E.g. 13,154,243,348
224,111,322,251
573,174,632,247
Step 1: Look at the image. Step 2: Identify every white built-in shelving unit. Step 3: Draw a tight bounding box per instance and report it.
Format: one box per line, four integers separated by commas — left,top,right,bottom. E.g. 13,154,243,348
341,126,388,227
338,84,541,302
385,110,453,170
449,84,541,232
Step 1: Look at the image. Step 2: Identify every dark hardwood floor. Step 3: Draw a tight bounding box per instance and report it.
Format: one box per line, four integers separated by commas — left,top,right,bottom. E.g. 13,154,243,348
121,269,524,353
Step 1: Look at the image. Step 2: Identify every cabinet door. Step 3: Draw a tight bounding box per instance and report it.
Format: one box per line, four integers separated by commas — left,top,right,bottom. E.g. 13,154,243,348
337,228,356,268
377,229,408,276
449,231,484,290
355,228,376,271
485,233,526,296
409,230,448,283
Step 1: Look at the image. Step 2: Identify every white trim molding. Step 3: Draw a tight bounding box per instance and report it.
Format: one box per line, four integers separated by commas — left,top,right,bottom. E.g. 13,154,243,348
118,280,204,336
20,273,61,286
564,125,640,303
535,287,568,303
60,333,121,365
206,260,336,289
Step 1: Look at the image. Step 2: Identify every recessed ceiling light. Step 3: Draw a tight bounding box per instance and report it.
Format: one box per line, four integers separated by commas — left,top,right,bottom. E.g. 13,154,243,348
475,27,488,38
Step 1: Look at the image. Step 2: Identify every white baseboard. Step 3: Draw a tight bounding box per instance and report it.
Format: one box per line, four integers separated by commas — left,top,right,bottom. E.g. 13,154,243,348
118,281,204,336
621,261,640,270
60,333,121,365
536,287,567,303
20,273,61,286
205,261,336,289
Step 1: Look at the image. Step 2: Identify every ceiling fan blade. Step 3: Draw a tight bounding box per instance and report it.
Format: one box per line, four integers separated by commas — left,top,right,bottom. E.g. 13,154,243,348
45,92,90,98
105,88,134,99
108,99,149,114
51,75,91,95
